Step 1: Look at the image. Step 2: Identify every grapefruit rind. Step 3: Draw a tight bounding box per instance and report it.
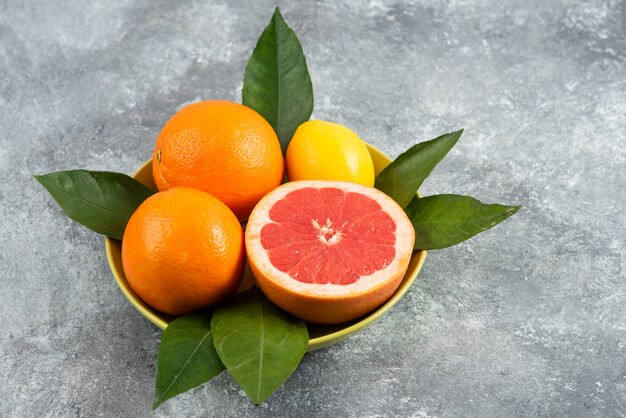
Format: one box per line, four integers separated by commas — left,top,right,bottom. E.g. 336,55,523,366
245,180,415,324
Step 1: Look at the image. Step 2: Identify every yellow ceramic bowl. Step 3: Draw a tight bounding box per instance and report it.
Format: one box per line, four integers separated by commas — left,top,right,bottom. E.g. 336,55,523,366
105,144,426,351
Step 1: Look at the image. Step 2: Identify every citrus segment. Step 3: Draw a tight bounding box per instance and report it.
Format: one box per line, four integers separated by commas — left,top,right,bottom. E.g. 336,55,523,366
260,187,396,285
246,180,415,324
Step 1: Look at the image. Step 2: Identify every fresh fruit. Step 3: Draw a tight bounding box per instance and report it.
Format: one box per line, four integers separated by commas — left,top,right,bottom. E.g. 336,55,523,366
245,180,415,324
122,187,245,315
152,100,284,221
286,120,375,186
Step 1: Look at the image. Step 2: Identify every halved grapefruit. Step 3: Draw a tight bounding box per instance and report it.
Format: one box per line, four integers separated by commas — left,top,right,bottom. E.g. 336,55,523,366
245,180,415,324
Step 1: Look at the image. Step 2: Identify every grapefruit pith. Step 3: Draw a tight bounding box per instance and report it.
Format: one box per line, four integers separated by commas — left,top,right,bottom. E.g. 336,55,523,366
245,180,415,324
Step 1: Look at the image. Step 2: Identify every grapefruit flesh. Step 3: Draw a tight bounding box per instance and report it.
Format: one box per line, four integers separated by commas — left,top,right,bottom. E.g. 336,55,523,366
246,180,415,324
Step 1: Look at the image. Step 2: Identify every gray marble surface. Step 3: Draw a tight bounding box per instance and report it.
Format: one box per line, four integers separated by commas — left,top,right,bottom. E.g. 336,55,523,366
1,0,625,417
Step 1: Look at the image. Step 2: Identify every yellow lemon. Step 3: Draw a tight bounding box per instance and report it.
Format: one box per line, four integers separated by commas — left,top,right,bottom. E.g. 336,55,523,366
286,120,375,186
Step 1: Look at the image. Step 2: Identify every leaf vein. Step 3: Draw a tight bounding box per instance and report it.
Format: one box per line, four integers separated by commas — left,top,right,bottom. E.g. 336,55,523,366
157,331,212,403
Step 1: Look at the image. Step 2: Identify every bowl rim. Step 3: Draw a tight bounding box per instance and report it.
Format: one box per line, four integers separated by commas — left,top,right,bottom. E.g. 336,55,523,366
105,144,426,351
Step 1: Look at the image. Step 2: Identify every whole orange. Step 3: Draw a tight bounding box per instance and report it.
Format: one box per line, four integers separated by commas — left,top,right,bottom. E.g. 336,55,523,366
121,187,245,316
152,100,284,221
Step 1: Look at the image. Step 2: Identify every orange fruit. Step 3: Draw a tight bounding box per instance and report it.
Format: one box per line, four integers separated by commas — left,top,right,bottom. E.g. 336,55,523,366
152,100,284,221
121,187,245,316
245,180,415,324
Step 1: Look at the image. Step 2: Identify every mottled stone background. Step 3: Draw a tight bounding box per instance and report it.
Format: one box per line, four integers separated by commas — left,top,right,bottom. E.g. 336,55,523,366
1,0,624,416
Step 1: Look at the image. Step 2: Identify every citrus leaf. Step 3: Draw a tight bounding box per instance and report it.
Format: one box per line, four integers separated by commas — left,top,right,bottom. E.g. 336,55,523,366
153,315,224,409
405,194,520,250
242,7,314,153
375,130,463,208
211,288,308,405
35,170,153,240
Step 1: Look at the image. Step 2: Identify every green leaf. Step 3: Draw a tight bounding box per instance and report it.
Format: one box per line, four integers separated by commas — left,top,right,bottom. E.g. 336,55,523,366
153,315,225,409
405,194,520,250
211,288,308,405
35,170,154,240
242,7,314,152
375,129,463,208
